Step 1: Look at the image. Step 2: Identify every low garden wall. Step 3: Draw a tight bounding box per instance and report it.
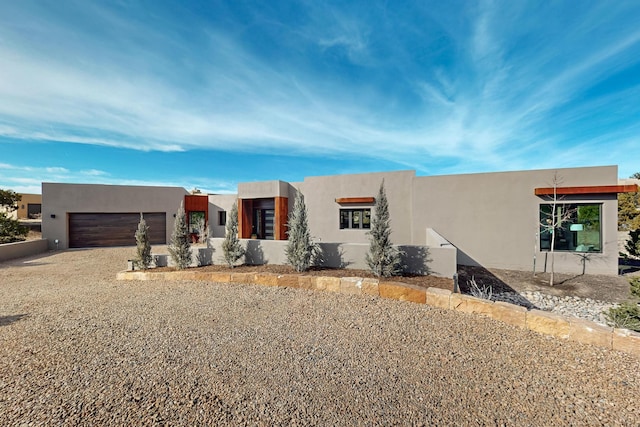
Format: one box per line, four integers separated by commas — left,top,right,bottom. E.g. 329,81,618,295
0,239,48,263
205,238,457,278
117,269,640,357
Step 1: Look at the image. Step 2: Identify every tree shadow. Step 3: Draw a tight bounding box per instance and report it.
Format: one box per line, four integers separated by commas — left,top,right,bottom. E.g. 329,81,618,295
196,247,214,266
399,245,432,276
245,240,267,265
316,243,351,268
619,257,640,275
0,314,28,327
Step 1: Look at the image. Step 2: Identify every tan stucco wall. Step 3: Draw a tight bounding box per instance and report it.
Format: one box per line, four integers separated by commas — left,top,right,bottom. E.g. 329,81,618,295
41,165,621,275
294,170,415,245
411,165,619,275
208,194,238,238
237,180,290,199
16,193,42,219
42,183,187,249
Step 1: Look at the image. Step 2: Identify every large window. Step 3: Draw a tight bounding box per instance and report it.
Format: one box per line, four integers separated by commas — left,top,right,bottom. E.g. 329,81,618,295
340,209,371,229
188,211,206,234
539,203,601,252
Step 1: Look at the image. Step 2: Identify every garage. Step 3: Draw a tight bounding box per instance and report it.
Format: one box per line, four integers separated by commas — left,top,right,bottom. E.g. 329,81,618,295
68,213,167,248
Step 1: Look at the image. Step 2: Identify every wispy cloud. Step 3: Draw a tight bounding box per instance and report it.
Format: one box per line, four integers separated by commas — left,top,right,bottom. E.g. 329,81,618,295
0,161,235,195
0,0,639,179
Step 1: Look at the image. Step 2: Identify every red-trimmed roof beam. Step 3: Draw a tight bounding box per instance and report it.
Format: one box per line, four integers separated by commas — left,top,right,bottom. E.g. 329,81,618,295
534,184,638,196
335,197,375,204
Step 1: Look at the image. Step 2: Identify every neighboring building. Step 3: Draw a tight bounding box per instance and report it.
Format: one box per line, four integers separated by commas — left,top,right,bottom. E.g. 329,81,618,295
16,193,42,220
0,193,41,220
42,165,638,276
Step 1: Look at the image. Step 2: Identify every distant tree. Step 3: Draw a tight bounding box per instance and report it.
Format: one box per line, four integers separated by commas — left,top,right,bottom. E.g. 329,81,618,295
168,201,192,270
366,180,402,277
625,229,640,259
618,171,640,231
285,192,317,272
221,202,245,268
134,213,153,270
0,189,21,210
0,189,28,244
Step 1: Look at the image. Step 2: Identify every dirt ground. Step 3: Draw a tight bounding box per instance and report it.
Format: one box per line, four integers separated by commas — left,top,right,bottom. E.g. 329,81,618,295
457,265,638,303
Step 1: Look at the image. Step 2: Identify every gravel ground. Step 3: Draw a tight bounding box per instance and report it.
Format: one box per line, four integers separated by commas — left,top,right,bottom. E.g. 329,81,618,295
1,248,640,426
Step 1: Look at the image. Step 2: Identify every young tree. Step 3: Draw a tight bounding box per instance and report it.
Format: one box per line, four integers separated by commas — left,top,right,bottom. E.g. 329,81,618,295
0,189,28,244
222,202,245,268
366,180,402,277
193,216,208,244
539,173,575,286
168,201,192,270
285,192,317,272
134,213,153,270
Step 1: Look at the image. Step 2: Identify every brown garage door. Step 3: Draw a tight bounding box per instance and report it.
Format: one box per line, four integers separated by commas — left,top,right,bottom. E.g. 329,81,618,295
69,213,167,248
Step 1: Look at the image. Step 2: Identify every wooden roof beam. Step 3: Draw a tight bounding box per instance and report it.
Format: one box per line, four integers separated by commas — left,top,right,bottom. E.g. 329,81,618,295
335,197,375,204
534,184,638,196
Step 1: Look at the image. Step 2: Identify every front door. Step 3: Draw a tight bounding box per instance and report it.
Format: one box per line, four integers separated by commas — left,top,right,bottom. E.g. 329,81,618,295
252,208,275,239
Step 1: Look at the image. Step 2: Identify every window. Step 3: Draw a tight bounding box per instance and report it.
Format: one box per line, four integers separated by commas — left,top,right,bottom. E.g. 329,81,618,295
539,203,601,252
340,208,371,229
188,211,206,234
218,210,226,226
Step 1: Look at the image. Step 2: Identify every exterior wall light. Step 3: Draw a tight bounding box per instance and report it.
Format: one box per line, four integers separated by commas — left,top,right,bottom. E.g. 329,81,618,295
50,214,56,218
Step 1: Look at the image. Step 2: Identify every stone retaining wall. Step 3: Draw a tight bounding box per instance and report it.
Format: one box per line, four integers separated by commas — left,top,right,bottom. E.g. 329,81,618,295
116,270,640,357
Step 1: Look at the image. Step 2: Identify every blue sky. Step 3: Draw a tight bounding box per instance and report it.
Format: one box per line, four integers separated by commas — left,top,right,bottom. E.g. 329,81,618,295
1,1,639,194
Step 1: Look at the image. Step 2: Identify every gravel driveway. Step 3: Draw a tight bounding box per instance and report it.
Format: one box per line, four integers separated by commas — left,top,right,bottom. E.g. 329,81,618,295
1,248,639,425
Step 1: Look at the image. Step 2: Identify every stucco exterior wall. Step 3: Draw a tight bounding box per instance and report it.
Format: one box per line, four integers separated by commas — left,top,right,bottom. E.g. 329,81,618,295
237,180,290,199
410,166,619,275
42,183,187,249
208,194,239,238
41,165,621,275
207,238,455,277
295,170,415,245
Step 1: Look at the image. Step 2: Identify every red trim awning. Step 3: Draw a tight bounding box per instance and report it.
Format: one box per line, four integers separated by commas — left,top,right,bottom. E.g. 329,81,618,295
534,184,638,196
335,197,375,204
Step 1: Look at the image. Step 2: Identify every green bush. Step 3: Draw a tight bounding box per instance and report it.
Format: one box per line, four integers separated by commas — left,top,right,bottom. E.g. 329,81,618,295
605,303,640,332
0,214,28,244
625,229,640,258
630,277,640,299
